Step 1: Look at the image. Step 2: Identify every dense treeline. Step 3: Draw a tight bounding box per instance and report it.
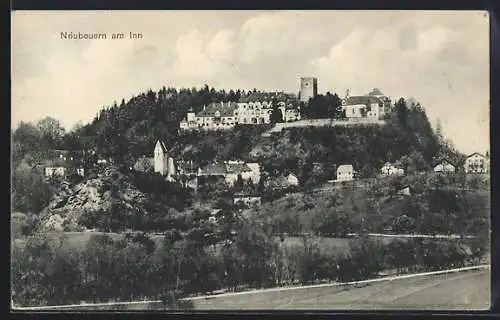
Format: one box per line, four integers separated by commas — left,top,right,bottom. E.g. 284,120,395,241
11,226,487,308
11,86,463,216
258,99,463,183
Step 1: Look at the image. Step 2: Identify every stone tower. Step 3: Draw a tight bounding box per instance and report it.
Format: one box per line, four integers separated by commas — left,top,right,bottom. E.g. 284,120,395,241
299,77,318,103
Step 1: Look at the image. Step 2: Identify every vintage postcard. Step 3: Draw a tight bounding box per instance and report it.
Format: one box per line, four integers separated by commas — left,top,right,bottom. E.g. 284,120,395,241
11,10,490,311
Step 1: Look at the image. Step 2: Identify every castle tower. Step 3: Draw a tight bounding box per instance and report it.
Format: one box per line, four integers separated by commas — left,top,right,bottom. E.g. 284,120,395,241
299,77,318,103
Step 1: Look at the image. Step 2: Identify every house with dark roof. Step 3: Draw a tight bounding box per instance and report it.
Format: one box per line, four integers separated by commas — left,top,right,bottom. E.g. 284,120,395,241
180,102,240,131
43,156,84,177
464,152,489,174
197,161,261,186
433,159,456,173
397,185,411,196
179,89,301,131
265,173,299,190
341,91,391,120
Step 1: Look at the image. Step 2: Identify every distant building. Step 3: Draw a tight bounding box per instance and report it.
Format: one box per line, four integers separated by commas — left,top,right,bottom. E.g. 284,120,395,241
265,173,299,190
278,101,302,122
380,162,405,176
153,140,177,179
464,152,489,174
397,185,411,196
336,164,355,182
198,161,261,187
299,77,318,103
341,91,391,120
181,100,300,131
43,150,85,177
433,159,456,173
233,194,262,207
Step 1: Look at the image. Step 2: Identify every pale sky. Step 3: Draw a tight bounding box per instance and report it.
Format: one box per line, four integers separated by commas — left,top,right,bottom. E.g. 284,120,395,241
11,10,489,154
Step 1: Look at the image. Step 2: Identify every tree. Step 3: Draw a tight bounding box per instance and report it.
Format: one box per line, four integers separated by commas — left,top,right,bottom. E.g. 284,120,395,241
36,117,66,149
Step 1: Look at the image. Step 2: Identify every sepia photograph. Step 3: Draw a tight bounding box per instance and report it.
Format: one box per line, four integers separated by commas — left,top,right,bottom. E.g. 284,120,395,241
11,10,490,311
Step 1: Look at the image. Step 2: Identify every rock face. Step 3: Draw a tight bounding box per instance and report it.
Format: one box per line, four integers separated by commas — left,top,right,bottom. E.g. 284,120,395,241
40,169,147,231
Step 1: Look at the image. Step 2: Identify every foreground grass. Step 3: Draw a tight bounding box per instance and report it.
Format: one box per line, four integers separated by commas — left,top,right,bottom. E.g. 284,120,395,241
17,269,489,311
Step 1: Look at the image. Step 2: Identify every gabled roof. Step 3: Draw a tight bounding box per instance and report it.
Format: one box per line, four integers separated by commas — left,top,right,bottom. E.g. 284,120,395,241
337,164,354,173
345,96,384,106
433,159,456,167
197,102,238,117
44,158,72,168
155,140,168,153
465,152,485,159
226,163,252,174
199,163,228,175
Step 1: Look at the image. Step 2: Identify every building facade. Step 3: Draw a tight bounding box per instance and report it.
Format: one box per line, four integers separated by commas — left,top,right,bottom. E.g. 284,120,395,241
336,164,355,182
179,99,301,131
433,160,456,173
197,160,261,187
341,93,390,120
299,77,318,103
380,162,405,176
464,153,489,174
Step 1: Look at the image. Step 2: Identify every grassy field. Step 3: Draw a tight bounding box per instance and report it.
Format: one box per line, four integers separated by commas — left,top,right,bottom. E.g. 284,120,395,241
21,269,489,311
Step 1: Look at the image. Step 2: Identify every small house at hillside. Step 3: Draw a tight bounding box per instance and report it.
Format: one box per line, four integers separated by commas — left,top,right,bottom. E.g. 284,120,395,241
464,152,489,174
336,164,355,182
43,154,85,177
197,161,261,187
233,193,262,207
397,185,411,196
265,173,299,190
433,159,456,173
380,162,405,176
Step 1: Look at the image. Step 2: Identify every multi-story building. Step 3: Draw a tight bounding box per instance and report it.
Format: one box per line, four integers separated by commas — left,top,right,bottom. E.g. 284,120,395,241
43,150,85,177
340,90,391,120
464,152,489,174
179,99,301,131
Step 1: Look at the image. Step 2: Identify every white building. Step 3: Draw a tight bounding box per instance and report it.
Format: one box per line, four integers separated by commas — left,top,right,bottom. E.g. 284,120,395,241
380,162,405,176
433,160,456,173
464,152,489,174
233,195,262,207
336,164,355,182
179,99,301,131
154,140,177,179
341,94,390,120
278,102,302,122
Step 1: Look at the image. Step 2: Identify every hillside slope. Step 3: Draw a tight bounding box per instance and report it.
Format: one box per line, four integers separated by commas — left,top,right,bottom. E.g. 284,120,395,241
39,168,148,231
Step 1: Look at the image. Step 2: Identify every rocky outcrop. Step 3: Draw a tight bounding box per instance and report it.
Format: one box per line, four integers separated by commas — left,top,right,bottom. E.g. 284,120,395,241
40,169,147,231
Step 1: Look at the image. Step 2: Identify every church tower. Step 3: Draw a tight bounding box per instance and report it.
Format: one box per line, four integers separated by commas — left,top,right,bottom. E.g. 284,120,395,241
154,140,168,176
